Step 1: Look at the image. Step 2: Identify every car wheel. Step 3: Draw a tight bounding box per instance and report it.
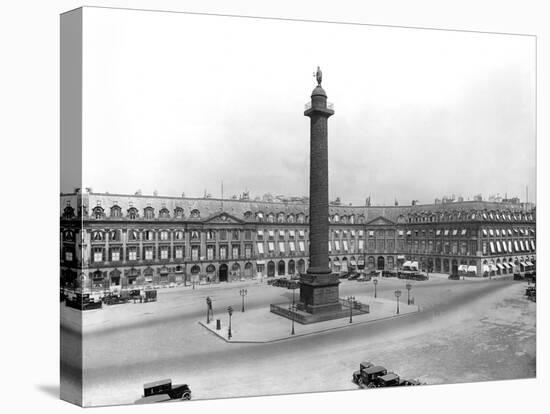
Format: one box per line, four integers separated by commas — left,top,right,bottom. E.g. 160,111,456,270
182,392,191,400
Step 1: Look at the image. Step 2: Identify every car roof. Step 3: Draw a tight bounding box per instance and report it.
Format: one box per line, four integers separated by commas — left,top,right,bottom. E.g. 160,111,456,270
144,379,171,388
380,373,399,381
365,365,386,374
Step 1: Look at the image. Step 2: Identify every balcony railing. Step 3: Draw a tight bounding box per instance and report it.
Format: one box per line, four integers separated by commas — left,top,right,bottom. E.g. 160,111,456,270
304,101,334,111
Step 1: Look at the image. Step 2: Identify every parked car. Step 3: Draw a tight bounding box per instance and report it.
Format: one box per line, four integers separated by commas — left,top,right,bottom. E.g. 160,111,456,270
135,379,191,404
370,372,401,388
352,364,387,388
103,290,130,305
357,274,371,282
348,272,360,280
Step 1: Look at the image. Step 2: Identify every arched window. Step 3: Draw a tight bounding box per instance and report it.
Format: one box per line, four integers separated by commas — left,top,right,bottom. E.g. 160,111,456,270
109,229,121,241
287,214,295,223
92,231,104,241
243,211,252,219
333,214,339,223
297,214,305,224
358,215,365,224
277,213,285,223
62,206,75,219
159,208,170,219
127,207,138,220
191,231,200,240
174,207,184,218
92,206,104,219
206,230,215,240
144,207,155,219
110,205,122,218
267,213,275,223
190,209,200,218
175,231,184,240
349,215,355,224
256,212,264,222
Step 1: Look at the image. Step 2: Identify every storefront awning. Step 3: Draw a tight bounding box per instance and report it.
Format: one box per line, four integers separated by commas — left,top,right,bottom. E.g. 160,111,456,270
351,260,357,266
403,261,412,267
489,264,497,271
334,261,341,267
496,264,505,270
458,264,468,271
525,261,534,266
397,255,406,260
467,265,477,273
482,265,490,273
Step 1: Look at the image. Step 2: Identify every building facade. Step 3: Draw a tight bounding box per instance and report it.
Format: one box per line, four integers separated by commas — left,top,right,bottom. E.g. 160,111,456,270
60,191,536,290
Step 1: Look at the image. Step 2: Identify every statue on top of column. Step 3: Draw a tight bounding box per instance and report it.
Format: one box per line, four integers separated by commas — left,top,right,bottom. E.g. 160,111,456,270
315,66,322,86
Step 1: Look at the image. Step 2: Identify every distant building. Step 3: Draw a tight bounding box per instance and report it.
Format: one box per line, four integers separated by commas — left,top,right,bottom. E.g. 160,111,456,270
60,192,536,290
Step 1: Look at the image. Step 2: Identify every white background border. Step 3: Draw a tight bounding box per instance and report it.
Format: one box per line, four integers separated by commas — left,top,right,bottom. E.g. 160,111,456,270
0,1,547,413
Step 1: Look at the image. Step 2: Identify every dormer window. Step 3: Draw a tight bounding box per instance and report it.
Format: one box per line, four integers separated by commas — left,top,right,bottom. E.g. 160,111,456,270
127,207,138,220
159,208,170,219
144,207,155,219
190,209,200,219
92,206,104,219
110,205,122,218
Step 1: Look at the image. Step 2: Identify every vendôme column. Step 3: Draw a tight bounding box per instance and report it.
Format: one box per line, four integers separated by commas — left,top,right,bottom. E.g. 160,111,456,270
299,67,342,315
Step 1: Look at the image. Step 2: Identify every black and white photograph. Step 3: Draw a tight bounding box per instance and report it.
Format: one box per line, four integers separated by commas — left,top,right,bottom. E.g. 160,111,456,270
57,5,539,408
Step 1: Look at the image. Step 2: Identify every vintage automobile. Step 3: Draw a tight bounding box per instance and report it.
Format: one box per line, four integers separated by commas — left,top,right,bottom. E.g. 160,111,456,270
352,363,387,387
370,372,401,388
348,272,361,280
135,379,191,404
102,290,130,306
65,290,103,310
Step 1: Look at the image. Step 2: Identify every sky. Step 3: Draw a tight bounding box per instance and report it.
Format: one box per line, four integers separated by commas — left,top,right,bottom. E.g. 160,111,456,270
79,7,536,206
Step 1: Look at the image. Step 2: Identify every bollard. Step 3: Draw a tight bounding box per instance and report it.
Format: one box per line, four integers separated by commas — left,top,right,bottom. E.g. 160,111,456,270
216,319,221,330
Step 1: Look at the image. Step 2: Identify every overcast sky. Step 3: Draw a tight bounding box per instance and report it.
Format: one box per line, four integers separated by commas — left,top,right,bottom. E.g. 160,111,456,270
79,8,536,205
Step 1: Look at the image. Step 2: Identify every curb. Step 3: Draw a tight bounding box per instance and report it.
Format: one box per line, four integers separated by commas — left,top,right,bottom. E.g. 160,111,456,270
198,308,420,344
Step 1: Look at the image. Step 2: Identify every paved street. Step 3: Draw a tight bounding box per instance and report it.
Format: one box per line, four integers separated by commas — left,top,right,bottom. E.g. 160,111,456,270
61,276,536,406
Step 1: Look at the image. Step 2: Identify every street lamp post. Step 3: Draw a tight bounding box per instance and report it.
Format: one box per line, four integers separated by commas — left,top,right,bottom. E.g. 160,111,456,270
227,306,233,340
206,296,213,324
405,283,412,305
373,278,378,298
239,289,247,312
394,290,402,314
289,285,298,335
347,296,355,323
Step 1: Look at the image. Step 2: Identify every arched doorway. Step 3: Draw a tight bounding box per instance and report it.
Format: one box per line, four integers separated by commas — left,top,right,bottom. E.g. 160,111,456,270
443,259,450,273
244,262,253,278
232,263,241,279
387,256,394,270
109,269,121,287
297,259,305,274
341,257,348,272
278,260,286,276
368,256,375,269
435,258,441,272
377,256,385,270
219,264,228,282
288,260,295,275
267,261,275,277
206,264,216,282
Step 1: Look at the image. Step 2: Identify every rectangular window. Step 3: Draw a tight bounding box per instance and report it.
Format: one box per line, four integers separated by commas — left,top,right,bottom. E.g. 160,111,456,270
160,231,169,241
299,230,305,238
359,239,365,251
343,240,348,251
245,230,252,240
220,230,227,241
219,246,227,259
377,239,384,251
289,230,296,239
298,241,305,252
207,246,214,260
278,242,285,252
191,246,199,261
268,242,275,252
245,244,252,258
65,251,73,262
93,248,103,263
257,230,264,240
111,250,120,262
268,230,275,239
368,240,375,251
128,248,137,261
160,248,168,260
256,242,264,254
279,230,285,238
335,240,341,251
397,239,404,251
289,241,296,252
232,246,240,259
489,242,495,254
328,241,332,252
175,247,183,259
145,248,153,260
451,241,458,254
